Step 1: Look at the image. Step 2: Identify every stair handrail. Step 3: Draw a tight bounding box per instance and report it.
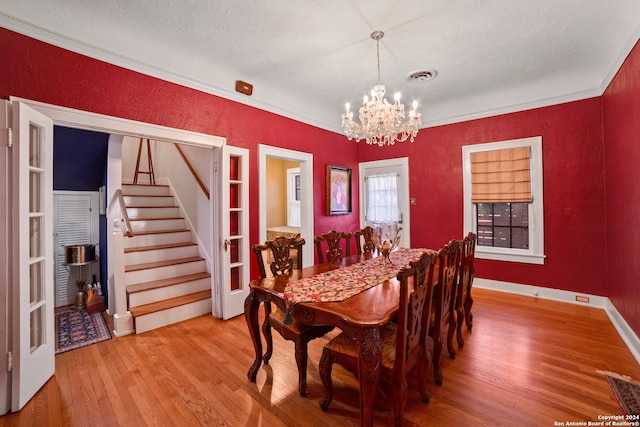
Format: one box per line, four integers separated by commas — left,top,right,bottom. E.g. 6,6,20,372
116,189,134,237
174,144,210,200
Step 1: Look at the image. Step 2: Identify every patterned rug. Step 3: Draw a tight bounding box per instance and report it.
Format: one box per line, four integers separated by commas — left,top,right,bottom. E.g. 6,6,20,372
599,371,640,415
55,308,112,354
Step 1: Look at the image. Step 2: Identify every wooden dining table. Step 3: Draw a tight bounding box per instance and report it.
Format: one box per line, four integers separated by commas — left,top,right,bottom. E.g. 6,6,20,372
244,250,424,427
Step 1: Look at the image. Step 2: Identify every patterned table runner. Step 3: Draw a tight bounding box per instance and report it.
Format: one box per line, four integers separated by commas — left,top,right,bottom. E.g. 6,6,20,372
283,248,425,306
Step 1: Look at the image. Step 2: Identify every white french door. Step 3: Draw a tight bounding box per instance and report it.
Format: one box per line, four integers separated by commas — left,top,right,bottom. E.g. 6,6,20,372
10,101,55,411
219,145,250,320
359,157,411,248
286,167,301,227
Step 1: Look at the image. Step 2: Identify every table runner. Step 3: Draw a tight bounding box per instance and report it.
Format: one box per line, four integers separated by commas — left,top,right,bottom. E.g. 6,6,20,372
283,248,426,306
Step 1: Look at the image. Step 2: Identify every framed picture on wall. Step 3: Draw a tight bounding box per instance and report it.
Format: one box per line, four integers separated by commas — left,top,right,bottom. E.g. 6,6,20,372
326,164,352,215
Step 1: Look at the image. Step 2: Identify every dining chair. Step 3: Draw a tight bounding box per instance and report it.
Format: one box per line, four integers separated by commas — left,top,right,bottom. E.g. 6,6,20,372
353,225,377,255
430,239,461,385
318,250,437,426
314,230,352,263
252,235,332,396
455,232,476,347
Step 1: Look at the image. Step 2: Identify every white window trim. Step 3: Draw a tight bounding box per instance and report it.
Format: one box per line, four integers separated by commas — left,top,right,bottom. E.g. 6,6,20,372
462,136,545,265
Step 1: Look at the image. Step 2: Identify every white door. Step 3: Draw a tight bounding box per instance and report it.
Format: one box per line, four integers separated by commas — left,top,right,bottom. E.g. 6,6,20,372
220,145,250,320
10,101,55,411
359,157,411,248
286,167,301,227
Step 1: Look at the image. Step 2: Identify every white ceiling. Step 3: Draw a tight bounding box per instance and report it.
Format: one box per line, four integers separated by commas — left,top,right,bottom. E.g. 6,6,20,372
2,1,639,134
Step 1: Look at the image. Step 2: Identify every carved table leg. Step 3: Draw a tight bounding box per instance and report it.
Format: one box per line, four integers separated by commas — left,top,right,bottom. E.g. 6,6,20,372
244,291,262,382
357,327,381,427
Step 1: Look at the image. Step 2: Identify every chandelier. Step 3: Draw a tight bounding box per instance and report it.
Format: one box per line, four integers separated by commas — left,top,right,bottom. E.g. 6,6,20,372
341,31,421,146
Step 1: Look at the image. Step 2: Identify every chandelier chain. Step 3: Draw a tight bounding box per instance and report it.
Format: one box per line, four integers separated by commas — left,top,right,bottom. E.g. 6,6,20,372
376,38,381,85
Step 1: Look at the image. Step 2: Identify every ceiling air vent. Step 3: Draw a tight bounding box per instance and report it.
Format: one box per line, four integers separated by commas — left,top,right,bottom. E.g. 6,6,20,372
407,70,437,83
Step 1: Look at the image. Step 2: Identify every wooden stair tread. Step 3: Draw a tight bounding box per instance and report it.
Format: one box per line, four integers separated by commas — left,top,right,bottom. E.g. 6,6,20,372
122,193,173,199
127,272,211,294
130,290,211,318
129,217,184,221
125,256,204,272
123,184,169,188
127,205,179,208
129,228,190,236
125,242,197,253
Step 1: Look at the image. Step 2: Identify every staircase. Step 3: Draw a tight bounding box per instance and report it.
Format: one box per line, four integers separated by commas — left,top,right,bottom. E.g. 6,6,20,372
121,183,212,333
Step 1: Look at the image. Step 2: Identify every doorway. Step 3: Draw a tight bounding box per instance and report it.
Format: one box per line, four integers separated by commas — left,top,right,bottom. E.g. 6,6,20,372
259,145,314,268
359,157,411,248
10,97,225,325
2,97,228,413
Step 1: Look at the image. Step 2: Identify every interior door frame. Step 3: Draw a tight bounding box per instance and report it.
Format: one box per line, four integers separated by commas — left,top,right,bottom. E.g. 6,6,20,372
1,102,12,415
359,157,411,248
258,145,313,268
8,97,225,337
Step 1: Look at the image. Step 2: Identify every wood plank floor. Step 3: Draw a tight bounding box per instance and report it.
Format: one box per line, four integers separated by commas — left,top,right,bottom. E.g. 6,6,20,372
2,288,639,426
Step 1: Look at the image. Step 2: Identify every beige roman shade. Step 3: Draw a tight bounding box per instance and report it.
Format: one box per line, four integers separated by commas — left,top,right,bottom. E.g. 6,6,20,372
470,147,532,203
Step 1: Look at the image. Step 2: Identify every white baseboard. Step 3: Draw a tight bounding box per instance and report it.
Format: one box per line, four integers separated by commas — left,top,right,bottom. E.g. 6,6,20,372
475,278,640,365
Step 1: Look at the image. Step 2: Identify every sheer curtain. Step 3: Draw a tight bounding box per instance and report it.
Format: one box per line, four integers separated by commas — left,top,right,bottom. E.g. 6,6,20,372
365,173,401,223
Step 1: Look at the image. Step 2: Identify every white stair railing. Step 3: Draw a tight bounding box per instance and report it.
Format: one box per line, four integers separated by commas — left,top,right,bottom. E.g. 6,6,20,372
110,193,135,336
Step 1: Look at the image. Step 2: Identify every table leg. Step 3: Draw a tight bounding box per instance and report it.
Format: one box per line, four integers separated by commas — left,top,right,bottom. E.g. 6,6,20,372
244,290,262,382
357,326,382,427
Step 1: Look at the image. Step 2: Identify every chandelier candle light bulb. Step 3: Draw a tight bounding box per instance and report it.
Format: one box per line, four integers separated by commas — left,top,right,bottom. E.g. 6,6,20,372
341,31,422,146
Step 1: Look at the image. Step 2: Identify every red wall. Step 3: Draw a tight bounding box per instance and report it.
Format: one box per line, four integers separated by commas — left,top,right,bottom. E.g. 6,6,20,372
3,28,638,337
603,39,640,337
0,28,361,277
358,98,607,296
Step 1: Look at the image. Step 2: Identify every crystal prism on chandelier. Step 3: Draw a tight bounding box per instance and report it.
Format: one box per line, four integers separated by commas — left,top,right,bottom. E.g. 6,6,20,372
341,31,421,146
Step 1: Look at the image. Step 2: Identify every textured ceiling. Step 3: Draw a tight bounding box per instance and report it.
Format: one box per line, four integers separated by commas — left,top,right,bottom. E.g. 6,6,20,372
2,1,639,133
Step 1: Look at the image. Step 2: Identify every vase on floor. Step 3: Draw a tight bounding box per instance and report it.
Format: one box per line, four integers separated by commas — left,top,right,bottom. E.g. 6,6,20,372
73,291,85,310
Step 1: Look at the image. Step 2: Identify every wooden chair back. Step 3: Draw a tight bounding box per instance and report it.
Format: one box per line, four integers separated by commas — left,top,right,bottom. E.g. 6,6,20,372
318,250,438,423
252,235,330,397
393,251,438,406
455,232,476,345
314,230,352,263
354,226,376,255
253,235,304,279
430,239,461,385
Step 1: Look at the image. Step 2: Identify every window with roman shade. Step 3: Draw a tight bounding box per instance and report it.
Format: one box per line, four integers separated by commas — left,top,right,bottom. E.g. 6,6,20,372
470,146,532,203
462,137,545,265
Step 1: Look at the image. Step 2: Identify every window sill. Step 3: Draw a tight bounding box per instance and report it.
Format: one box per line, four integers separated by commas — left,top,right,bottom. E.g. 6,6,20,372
476,249,545,265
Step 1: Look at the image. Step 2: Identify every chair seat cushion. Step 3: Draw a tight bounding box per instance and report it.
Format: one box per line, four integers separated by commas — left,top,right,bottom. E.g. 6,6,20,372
269,307,313,334
325,323,398,370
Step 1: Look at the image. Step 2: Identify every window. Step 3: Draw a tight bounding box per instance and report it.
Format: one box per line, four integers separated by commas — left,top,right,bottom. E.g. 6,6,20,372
462,137,545,264
365,173,401,223
477,202,528,249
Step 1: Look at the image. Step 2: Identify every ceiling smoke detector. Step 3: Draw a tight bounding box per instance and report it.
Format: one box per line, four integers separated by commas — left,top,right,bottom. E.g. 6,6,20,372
407,70,438,83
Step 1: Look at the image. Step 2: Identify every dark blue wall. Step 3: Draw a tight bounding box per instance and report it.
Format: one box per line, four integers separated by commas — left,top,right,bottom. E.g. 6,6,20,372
54,126,109,302
54,126,109,190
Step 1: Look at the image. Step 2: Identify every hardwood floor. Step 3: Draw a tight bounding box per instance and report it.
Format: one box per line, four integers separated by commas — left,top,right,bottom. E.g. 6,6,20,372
2,288,639,426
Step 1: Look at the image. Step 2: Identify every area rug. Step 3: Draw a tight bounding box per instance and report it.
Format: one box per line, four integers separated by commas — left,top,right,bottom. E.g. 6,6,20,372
598,370,640,415
55,308,111,354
